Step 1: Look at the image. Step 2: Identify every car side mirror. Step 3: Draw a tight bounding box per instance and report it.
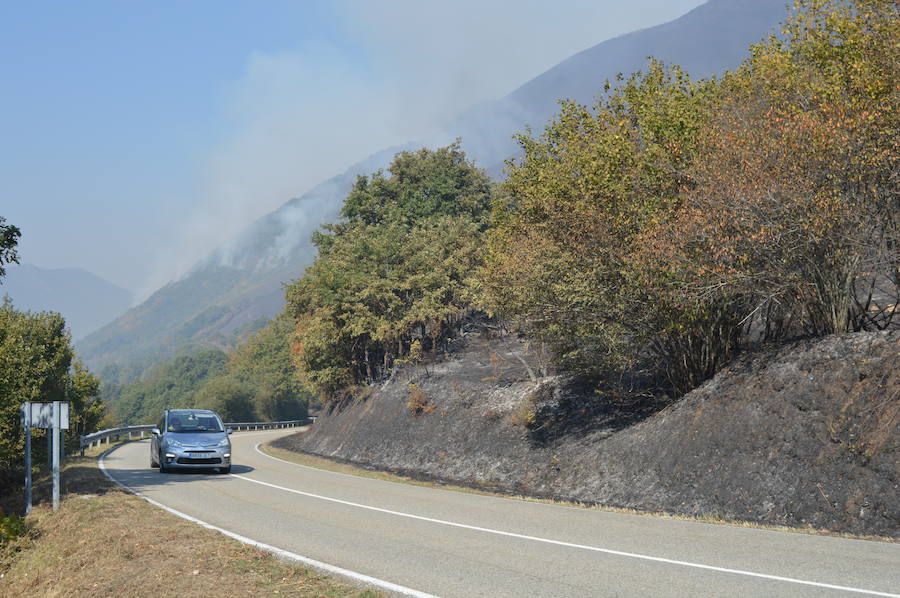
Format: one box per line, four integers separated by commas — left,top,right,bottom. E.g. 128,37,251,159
151,428,161,436
227,428,233,435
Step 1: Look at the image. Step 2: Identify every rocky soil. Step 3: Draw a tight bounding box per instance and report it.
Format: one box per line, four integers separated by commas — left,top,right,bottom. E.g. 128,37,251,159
275,330,899,537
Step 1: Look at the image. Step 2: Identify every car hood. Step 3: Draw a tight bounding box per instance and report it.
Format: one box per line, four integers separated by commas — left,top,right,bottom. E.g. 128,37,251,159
166,432,228,447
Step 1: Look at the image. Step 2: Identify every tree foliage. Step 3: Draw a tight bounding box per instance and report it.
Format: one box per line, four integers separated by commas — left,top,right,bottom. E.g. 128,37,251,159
482,60,720,390
0,217,20,281
0,298,104,480
192,376,256,423
287,143,491,400
112,349,228,424
194,314,311,421
112,313,312,424
482,0,898,396
339,143,492,228
651,0,899,339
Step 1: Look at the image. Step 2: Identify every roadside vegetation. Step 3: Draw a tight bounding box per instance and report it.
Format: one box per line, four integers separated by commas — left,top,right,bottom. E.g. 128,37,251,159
0,217,107,503
287,0,898,407
0,449,381,597
105,314,311,425
286,143,492,400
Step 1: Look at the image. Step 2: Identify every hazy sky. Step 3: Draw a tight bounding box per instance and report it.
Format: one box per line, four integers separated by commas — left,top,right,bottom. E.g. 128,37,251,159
1,0,704,298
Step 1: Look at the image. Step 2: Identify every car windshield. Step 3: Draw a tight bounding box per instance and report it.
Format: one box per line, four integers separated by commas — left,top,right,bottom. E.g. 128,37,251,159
168,414,223,433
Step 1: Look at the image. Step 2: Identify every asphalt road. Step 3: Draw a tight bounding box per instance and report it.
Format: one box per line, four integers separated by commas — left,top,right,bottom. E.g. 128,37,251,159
102,429,900,598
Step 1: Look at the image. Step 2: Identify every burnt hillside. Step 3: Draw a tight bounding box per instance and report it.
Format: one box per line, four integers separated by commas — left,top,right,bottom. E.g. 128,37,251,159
276,330,899,537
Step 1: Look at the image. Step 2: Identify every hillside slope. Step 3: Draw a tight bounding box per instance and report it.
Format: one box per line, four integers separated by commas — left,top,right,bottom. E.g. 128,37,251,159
448,0,787,172
78,0,788,377
75,146,410,375
276,331,900,537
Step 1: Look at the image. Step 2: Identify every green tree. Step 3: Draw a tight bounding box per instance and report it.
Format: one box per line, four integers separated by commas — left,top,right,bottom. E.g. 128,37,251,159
287,144,491,401
225,314,310,420
0,298,103,480
67,361,105,453
481,60,721,391
339,141,492,228
0,217,20,281
193,375,256,422
113,349,227,424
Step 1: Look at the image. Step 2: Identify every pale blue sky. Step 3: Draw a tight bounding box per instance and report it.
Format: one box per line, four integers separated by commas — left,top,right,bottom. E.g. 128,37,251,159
1,0,703,296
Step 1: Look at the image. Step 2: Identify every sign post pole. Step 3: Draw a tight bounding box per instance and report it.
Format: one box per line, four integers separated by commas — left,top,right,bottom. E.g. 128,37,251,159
21,403,32,516
51,401,60,511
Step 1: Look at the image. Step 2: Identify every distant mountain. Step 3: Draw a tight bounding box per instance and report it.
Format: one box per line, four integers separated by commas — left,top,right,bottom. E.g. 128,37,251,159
437,0,789,172
2,263,132,340
78,0,789,379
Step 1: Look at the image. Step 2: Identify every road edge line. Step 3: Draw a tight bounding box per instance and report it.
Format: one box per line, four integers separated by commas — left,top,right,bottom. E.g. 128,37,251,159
232,467,900,598
97,443,440,598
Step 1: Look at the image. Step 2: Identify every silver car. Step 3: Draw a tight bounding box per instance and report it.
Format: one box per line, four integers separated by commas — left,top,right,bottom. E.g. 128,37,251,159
150,409,232,473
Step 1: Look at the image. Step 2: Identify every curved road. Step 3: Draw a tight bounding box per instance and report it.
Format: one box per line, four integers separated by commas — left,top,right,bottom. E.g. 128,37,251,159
101,429,900,597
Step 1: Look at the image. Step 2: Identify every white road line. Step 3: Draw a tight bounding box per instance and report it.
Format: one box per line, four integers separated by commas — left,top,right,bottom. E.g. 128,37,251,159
255,439,396,482
232,429,299,437
97,445,440,598
230,471,900,598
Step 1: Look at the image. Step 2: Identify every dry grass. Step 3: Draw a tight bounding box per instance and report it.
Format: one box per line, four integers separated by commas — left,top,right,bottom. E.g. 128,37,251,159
0,448,381,598
261,443,897,544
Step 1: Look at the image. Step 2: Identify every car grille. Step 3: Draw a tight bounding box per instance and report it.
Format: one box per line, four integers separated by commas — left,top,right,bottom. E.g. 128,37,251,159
176,457,222,465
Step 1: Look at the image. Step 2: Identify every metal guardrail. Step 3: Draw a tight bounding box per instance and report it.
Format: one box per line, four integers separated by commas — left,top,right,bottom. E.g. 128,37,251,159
79,418,315,456
226,418,315,431
80,425,155,454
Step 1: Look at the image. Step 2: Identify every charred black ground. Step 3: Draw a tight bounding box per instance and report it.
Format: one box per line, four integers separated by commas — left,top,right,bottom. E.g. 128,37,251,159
274,331,899,537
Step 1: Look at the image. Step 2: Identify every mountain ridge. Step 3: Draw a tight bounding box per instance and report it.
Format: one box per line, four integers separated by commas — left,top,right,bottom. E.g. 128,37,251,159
2,263,132,341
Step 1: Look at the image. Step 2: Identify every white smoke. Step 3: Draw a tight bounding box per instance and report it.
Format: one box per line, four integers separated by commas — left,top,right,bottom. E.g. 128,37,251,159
140,0,705,301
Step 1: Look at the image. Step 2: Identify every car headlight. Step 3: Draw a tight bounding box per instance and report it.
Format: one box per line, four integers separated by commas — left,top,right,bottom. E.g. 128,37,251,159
215,437,230,447
167,438,184,448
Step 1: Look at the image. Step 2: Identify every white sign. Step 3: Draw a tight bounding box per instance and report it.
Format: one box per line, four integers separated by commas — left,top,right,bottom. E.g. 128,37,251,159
22,402,69,429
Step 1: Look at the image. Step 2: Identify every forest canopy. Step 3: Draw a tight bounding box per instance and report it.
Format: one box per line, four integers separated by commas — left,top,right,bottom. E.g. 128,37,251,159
285,143,492,400
481,0,898,396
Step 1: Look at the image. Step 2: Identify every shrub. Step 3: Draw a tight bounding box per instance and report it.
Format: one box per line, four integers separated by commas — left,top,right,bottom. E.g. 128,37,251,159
406,384,432,414
510,393,537,427
0,513,27,546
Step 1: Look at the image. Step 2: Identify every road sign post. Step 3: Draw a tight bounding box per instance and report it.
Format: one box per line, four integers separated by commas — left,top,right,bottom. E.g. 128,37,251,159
51,402,60,510
20,401,69,514
20,404,32,515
